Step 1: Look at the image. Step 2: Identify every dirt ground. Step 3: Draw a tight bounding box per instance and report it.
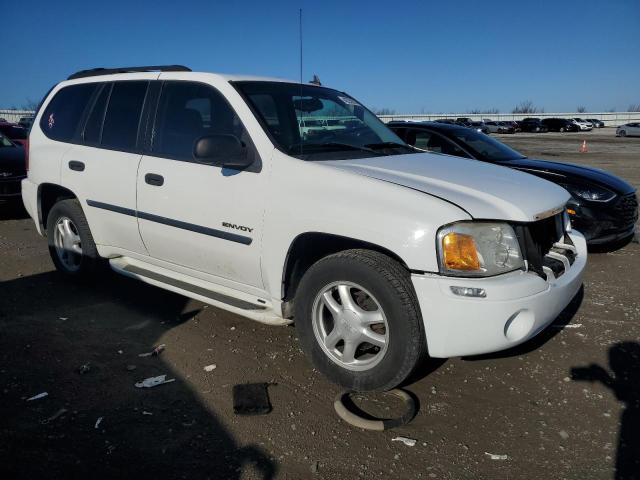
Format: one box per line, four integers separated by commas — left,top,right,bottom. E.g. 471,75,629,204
1,129,638,480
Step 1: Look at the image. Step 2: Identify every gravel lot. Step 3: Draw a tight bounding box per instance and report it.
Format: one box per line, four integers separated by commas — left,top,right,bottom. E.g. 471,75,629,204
1,128,638,480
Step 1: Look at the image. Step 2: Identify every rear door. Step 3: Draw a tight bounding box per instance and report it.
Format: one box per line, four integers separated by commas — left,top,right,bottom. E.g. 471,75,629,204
136,79,267,289
60,78,154,254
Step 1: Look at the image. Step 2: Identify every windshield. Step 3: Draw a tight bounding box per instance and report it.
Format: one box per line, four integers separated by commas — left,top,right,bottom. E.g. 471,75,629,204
0,133,13,147
449,128,525,161
234,81,414,160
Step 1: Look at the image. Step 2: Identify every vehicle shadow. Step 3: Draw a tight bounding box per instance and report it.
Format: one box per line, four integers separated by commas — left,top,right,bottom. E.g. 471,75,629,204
0,270,278,479
571,342,640,480
462,285,584,361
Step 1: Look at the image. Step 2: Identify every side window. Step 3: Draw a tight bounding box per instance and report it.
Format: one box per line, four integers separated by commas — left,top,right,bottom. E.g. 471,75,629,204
101,81,148,151
82,83,111,145
40,83,98,142
153,81,255,164
407,129,468,157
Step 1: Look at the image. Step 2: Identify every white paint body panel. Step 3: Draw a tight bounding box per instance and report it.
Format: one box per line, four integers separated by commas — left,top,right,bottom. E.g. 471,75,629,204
22,70,587,360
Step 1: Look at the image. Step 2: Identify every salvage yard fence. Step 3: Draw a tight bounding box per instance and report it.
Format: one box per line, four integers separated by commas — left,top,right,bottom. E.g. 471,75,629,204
2,109,639,127
378,112,640,127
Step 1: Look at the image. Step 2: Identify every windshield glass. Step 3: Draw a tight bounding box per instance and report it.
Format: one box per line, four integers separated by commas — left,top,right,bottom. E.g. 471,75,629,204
234,81,413,160
450,128,525,161
0,133,13,147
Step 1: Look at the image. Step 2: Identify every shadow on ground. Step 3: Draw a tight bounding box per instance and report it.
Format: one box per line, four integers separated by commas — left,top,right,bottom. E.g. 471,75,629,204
571,342,640,480
0,270,277,479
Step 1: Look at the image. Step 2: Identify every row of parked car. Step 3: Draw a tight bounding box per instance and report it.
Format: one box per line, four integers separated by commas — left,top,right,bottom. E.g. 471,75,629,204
434,117,607,134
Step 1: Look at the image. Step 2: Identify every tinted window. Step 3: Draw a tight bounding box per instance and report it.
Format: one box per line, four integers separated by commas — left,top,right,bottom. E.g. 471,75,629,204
406,129,469,157
101,81,148,151
153,81,252,162
40,83,98,142
82,83,111,145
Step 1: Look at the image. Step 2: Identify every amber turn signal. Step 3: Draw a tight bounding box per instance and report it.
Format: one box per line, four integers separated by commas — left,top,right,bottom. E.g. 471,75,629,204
566,208,576,215
442,233,481,271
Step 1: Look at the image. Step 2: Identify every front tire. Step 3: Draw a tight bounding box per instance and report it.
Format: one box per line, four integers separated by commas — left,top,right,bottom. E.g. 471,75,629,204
295,249,426,392
46,199,103,277
619,130,626,137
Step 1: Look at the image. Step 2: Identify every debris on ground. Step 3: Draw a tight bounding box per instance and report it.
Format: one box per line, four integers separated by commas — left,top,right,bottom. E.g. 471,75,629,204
559,430,570,440
138,344,165,357
126,365,137,371
59,317,68,321
134,375,176,388
42,408,67,424
26,392,48,401
310,461,320,474
484,452,508,460
232,383,272,415
392,436,417,447
78,363,91,374
142,411,153,416
203,364,217,372
95,417,103,429
551,323,583,329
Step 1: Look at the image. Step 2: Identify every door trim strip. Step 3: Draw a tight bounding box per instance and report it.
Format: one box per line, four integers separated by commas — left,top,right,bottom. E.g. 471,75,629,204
86,199,252,245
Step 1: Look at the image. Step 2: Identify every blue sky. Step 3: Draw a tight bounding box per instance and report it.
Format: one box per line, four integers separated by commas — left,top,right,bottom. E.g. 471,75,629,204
2,0,638,113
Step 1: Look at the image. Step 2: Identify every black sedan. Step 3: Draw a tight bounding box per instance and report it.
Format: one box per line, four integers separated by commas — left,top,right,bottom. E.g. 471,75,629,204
519,117,549,133
0,133,26,202
388,121,638,248
541,118,581,132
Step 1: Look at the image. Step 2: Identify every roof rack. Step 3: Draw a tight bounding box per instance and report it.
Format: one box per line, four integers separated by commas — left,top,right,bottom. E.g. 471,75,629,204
67,65,191,80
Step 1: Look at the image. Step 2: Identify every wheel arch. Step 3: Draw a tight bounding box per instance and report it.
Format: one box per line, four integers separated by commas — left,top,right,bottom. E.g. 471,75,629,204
38,183,79,234
281,232,411,307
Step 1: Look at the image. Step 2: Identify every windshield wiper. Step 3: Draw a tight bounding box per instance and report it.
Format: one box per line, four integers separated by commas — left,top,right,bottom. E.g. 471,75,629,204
289,142,382,155
364,142,416,152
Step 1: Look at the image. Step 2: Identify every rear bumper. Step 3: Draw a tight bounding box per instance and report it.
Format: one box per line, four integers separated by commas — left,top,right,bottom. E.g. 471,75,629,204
412,231,587,358
21,178,42,234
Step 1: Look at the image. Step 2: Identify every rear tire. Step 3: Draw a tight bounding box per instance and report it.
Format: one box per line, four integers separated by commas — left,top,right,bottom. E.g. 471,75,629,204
294,249,426,392
46,199,104,277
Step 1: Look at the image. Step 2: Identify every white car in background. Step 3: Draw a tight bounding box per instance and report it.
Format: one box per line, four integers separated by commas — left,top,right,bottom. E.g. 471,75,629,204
571,118,593,131
616,122,640,137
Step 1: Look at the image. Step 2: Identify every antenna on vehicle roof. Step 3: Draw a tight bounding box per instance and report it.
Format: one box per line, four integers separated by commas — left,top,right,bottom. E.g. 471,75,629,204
299,8,304,156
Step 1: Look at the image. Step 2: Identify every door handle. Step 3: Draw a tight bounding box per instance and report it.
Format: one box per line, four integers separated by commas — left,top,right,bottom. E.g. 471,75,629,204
145,173,164,186
68,160,85,172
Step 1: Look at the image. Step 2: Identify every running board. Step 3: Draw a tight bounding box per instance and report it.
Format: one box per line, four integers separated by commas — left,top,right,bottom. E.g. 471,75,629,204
109,257,290,326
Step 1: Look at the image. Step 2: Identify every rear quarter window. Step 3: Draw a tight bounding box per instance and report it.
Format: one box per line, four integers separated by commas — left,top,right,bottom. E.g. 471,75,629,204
40,83,98,142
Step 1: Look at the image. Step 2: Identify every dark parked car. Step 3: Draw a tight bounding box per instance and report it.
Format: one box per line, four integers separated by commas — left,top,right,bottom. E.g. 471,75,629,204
0,122,28,147
586,118,605,128
519,117,549,133
0,133,26,202
388,121,638,248
541,118,581,132
18,116,34,129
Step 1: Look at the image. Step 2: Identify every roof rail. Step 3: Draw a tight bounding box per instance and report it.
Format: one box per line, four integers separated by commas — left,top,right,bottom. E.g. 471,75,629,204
67,65,191,80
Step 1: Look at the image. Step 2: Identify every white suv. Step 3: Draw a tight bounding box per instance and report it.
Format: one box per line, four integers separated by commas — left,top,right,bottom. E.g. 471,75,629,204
22,66,587,391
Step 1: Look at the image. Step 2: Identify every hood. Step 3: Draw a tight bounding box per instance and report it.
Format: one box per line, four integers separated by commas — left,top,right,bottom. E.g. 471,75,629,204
325,152,570,222
0,145,26,175
505,158,636,195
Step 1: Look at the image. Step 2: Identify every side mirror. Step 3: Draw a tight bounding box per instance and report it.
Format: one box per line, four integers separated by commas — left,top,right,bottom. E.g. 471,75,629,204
193,134,253,169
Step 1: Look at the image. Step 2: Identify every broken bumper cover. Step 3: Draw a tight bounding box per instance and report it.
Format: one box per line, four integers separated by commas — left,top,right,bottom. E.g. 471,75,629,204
412,231,587,358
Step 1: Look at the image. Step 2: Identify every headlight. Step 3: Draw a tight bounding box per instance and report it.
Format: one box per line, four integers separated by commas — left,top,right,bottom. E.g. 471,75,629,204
437,222,525,277
560,183,615,202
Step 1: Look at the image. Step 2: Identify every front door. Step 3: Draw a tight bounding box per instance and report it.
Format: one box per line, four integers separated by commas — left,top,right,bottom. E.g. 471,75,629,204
136,80,266,289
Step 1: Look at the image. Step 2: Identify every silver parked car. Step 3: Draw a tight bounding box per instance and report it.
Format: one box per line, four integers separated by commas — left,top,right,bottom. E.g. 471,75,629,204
616,123,640,137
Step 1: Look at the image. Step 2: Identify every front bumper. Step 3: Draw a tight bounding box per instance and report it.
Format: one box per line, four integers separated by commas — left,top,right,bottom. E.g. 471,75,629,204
411,231,587,358
0,175,25,199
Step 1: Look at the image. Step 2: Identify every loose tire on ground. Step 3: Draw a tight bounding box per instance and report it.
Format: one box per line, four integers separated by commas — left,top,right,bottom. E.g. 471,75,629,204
294,249,427,392
46,199,104,277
